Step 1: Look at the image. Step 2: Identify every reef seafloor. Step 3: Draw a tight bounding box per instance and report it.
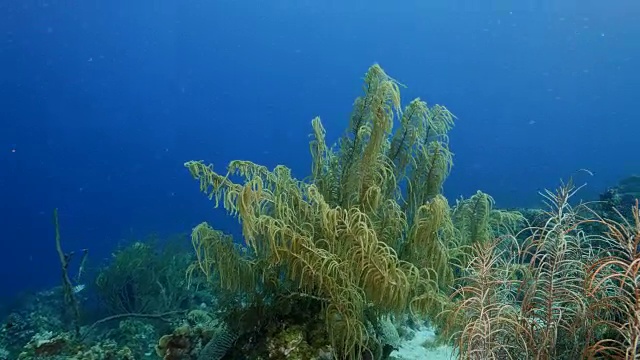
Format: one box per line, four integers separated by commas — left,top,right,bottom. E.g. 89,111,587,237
3,65,640,360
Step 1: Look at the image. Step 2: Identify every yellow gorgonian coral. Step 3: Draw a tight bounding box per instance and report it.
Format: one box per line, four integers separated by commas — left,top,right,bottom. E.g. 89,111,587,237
185,64,456,359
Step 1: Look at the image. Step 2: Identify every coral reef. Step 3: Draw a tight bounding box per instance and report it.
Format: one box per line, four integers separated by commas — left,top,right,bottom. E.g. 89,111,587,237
185,64,459,359
182,65,640,359
16,329,135,360
1,236,199,360
3,64,640,360
0,288,69,356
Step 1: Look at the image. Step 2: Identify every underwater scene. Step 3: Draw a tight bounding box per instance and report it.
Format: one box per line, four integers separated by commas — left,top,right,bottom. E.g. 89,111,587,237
1,1,639,360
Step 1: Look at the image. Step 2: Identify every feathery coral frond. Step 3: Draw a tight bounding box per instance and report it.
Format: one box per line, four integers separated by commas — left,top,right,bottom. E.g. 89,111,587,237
185,64,457,359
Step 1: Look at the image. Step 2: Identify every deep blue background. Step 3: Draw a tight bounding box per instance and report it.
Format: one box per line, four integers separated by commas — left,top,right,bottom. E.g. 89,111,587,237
1,0,639,298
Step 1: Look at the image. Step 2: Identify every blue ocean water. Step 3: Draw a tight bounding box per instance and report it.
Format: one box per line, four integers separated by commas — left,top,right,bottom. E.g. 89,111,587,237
1,0,638,300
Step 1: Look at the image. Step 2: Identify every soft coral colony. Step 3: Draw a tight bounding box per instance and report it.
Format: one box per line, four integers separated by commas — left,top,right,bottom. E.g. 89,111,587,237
185,64,458,359
184,64,640,360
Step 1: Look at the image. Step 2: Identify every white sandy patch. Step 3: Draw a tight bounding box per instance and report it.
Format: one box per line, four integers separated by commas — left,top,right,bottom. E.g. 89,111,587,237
390,326,453,360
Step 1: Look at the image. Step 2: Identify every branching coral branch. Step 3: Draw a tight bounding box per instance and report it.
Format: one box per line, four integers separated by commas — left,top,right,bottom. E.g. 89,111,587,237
53,208,82,338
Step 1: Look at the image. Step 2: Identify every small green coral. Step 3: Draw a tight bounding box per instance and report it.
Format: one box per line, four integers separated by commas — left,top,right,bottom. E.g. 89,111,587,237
95,236,193,315
449,190,524,271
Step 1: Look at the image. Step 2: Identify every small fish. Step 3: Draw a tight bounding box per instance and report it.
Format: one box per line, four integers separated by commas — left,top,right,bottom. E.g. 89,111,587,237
72,284,86,294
